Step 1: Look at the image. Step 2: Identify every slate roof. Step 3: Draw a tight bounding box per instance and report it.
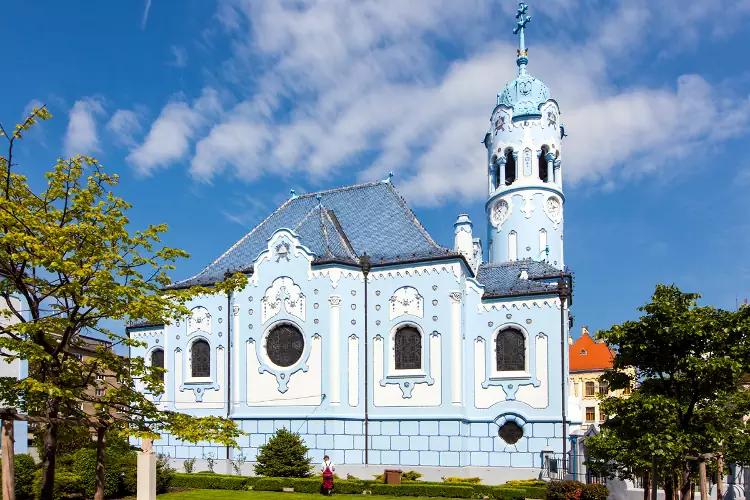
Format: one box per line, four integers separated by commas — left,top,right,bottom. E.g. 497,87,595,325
171,181,458,288
477,259,563,298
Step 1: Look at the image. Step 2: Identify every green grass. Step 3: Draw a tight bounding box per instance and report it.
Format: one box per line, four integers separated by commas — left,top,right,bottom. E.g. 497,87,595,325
158,490,453,500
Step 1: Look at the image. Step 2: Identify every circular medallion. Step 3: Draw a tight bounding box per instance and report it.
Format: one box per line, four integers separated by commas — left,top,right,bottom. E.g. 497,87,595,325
351,320,356,325
432,316,438,321
491,199,510,226
266,324,304,367
546,196,562,223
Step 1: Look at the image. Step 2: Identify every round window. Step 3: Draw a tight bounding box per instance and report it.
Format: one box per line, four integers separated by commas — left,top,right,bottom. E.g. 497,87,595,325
498,421,524,444
266,324,304,367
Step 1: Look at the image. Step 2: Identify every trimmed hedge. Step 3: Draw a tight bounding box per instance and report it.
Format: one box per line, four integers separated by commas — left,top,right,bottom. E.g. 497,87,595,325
254,478,284,492
171,473,251,490
372,484,475,498
522,486,548,499
581,484,609,500
493,487,528,500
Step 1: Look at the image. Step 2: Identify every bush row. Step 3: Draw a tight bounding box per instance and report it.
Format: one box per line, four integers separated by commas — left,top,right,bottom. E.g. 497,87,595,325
169,473,551,499
547,481,609,500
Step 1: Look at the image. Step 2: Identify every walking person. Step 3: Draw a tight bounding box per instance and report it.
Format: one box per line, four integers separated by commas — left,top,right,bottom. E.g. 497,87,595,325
321,455,335,495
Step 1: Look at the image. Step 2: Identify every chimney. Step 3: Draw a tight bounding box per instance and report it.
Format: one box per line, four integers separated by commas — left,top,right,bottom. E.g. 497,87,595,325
454,214,474,268
519,262,529,280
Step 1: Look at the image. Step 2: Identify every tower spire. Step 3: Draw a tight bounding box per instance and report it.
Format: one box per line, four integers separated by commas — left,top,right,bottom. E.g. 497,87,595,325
513,3,531,75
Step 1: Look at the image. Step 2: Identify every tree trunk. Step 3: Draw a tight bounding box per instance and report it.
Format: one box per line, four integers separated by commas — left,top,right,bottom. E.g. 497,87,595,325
2,418,16,500
681,465,692,500
717,455,724,500
665,473,675,500
39,400,60,500
644,471,651,500
699,459,708,500
94,426,106,500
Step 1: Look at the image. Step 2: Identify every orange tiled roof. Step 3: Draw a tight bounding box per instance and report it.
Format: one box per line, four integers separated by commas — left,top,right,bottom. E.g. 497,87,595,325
569,331,615,372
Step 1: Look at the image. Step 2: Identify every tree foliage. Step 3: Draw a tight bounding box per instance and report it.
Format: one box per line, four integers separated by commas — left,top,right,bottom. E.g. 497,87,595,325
0,107,247,500
254,428,313,478
585,284,750,483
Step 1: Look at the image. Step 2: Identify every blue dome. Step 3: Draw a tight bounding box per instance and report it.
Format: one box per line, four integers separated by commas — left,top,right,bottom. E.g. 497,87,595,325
498,64,550,120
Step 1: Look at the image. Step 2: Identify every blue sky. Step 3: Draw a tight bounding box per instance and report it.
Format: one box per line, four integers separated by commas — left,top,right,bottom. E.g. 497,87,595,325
2,0,749,340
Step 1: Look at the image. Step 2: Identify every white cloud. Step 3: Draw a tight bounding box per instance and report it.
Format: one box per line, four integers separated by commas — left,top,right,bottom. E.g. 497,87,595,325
170,45,188,68
22,99,45,119
140,0,750,205
64,98,105,158
127,89,222,176
141,0,152,29
106,109,143,148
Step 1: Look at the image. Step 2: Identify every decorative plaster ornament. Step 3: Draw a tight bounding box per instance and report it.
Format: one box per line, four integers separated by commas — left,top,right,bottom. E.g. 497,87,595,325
389,287,424,320
275,242,290,262
545,196,563,227
491,199,511,228
523,148,533,177
261,277,306,324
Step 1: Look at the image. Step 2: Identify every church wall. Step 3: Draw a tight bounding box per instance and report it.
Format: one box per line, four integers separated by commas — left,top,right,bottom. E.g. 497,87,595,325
133,229,571,469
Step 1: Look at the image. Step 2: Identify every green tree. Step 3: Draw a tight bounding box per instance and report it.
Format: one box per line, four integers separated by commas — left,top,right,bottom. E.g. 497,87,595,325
0,107,246,500
254,428,313,478
585,285,750,499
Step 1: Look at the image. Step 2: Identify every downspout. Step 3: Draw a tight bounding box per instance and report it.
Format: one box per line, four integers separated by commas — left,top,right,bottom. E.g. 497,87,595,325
558,276,569,473
225,273,232,461
360,254,372,466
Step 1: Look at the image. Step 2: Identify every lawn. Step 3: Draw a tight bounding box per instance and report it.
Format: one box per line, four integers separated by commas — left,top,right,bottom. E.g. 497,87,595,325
158,490,445,500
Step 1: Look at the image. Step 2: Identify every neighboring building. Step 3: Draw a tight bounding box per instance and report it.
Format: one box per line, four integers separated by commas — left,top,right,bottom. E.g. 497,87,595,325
128,4,580,478
0,295,29,454
569,327,631,429
68,335,123,416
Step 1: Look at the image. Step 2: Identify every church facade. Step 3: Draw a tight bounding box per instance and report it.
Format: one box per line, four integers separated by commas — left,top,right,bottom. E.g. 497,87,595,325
128,3,579,474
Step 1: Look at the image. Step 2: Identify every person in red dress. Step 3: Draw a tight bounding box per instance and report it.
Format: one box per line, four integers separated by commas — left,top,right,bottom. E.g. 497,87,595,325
321,455,335,495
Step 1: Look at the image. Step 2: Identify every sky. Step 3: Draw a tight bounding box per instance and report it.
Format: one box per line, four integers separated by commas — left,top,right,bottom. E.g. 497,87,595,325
1,0,750,341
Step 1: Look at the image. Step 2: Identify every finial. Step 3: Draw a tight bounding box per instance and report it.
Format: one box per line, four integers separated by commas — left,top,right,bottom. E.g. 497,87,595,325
383,171,394,184
290,189,297,199
315,194,322,205
513,3,531,73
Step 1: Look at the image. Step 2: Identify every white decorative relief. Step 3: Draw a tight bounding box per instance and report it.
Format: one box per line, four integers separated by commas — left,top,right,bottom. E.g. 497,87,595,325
474,339,507,408
373,334,441,407
490,198,512,229
479,297,561,314
370,262,462,283
329,296,342,405
246,337,322,406
260,277,306,324
515,333,549,408
389,286,424,320
129,329,164,338
187,307,211,336
519,192,535,219
523,148,533,177
309,268,363,288
544,195,563,228
348,335,359,407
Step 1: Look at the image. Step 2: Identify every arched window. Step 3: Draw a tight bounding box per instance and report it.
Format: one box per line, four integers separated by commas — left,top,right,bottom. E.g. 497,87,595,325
585,381,595,397
496,328,525,371
191,339,210,378
505,151,516,185
394,326,422,370
508,231,518,261
151,349,164,383
539,146,549,182
266,324,305,367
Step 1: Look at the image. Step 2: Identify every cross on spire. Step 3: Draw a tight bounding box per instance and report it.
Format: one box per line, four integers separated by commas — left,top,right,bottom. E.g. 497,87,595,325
513,3,531,73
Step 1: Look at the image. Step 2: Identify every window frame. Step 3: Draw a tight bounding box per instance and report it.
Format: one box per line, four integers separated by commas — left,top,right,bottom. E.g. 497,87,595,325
264,323,305,369
387,322,426,378
598,381,609,396
491,326,529,379
150,348,165,383
585,406,596,422
393,326,423,372
585,381,596,397
187,338,212,382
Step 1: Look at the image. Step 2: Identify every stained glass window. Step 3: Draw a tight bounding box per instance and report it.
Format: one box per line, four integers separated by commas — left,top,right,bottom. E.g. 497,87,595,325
498,421,523,444
496,328,525,371
191,340,210,378
266,324,304,367
151,349,165,383
394,326,421,370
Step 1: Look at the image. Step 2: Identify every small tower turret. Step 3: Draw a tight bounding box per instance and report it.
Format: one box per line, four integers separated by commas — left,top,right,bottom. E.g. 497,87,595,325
454,213,476,271
484,2,566,269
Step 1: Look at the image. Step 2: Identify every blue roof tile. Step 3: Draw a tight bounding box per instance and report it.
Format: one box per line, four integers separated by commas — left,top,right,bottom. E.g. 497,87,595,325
172,181,455,287
476,259,562,298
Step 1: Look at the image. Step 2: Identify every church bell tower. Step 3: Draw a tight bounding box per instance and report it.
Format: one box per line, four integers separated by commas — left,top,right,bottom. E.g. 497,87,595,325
484,2,566,270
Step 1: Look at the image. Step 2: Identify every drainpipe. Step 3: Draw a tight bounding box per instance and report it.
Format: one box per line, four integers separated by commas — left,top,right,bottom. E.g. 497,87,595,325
225,273,232,461
360,254,372,465
557,276,569,473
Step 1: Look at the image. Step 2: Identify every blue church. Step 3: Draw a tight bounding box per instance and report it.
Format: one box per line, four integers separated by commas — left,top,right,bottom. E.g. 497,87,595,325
128,3,578,478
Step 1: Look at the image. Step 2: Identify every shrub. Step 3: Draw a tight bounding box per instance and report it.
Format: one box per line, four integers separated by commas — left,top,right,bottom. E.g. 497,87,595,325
183,457,197,473
254,427,312,478
581,484,609,500
156,453,175,493
254,478,284,491
373,470,423,482
71,448,122,499
546,480,585,500
494,487,528,500
445,477,482,484
34,470,84,500
523,486,549,499
372,483,474,498
203,452,216,473
170,473,250,490
335,479,367,495
0,454,37,500
283,478,321,493
506,480,548,487
230,450,247,475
